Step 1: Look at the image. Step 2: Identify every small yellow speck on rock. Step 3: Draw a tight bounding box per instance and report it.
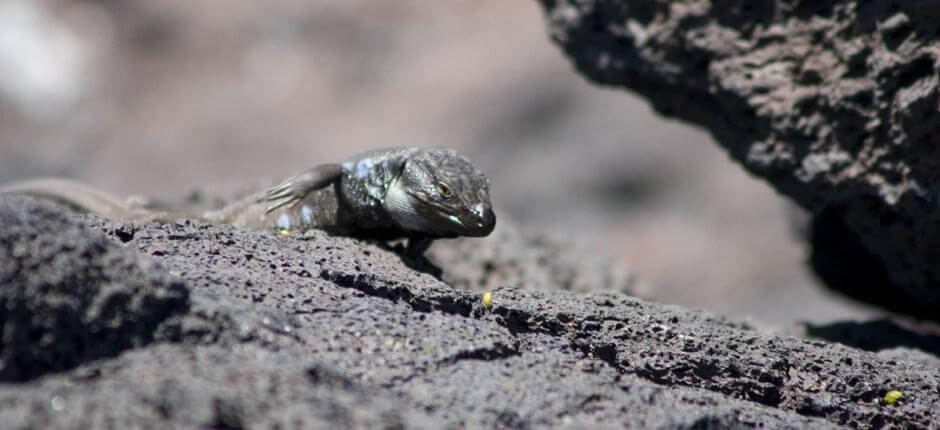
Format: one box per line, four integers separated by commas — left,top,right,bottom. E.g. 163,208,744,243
482,291,492,308
884,390,903,405
279,229,291,236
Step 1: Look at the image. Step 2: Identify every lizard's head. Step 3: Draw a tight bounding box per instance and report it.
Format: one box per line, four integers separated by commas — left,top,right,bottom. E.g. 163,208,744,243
384,148,496,238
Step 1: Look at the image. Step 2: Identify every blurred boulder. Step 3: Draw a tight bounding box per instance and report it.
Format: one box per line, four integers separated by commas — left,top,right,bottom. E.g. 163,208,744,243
537,0,940,318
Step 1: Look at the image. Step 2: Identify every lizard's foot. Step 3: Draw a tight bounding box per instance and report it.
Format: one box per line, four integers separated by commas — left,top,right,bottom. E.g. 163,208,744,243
256,164,343,213
404,236,434,259
379,237,443,280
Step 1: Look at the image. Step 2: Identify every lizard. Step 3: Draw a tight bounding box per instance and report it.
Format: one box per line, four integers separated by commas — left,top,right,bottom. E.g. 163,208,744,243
0,146,496,256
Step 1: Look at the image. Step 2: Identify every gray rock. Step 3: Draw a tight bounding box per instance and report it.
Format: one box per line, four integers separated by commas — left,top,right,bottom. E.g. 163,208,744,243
535,0,940,317
0,195,189,382
1,196,937,428
429,219,639,295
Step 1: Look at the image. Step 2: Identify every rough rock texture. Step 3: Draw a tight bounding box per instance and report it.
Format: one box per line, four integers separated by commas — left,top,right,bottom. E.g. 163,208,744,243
1,196,937,428
536,0,940,317
0,196,189,382
430,222,638,295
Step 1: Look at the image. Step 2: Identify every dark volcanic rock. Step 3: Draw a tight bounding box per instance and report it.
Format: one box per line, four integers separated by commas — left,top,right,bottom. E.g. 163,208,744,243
0,345,445,429
0,196,937,428
429,220,638,295
0,196,189,382
535,0,940,317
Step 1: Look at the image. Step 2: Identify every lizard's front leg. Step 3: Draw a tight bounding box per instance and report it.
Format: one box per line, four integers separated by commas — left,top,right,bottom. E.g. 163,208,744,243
258,164,343,213
404,235,434,259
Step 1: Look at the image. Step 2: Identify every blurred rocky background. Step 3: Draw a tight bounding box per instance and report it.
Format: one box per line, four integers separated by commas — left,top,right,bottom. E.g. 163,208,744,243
0,0,879,326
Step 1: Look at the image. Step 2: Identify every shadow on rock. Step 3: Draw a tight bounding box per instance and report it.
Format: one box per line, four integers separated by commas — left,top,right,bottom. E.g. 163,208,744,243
804,319,940,359
380,241,445,281
808,204,938,321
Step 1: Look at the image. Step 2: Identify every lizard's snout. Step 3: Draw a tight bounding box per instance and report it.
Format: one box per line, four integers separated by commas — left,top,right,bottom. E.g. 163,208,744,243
465,206,496,237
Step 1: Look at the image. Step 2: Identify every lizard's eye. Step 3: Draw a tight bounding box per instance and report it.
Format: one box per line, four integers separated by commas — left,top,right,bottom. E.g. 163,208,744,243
437,182,453,198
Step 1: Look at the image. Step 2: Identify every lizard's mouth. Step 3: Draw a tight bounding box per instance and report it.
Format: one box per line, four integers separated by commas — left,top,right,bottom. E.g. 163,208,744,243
406,190,495,236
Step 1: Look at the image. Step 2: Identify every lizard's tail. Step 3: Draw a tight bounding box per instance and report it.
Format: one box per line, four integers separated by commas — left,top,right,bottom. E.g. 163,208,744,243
0,178,162,222
200,195,270,228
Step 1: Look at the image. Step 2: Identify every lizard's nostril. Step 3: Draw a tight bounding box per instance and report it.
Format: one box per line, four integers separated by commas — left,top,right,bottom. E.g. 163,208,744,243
472,202,486,217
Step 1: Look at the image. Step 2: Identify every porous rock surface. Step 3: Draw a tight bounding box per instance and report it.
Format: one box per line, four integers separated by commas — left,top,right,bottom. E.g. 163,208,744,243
1,195,938,428
536,0,940,317
0,196,188,382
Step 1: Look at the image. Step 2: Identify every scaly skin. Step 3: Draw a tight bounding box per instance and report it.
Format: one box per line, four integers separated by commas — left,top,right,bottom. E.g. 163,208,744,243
0,147,496,256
